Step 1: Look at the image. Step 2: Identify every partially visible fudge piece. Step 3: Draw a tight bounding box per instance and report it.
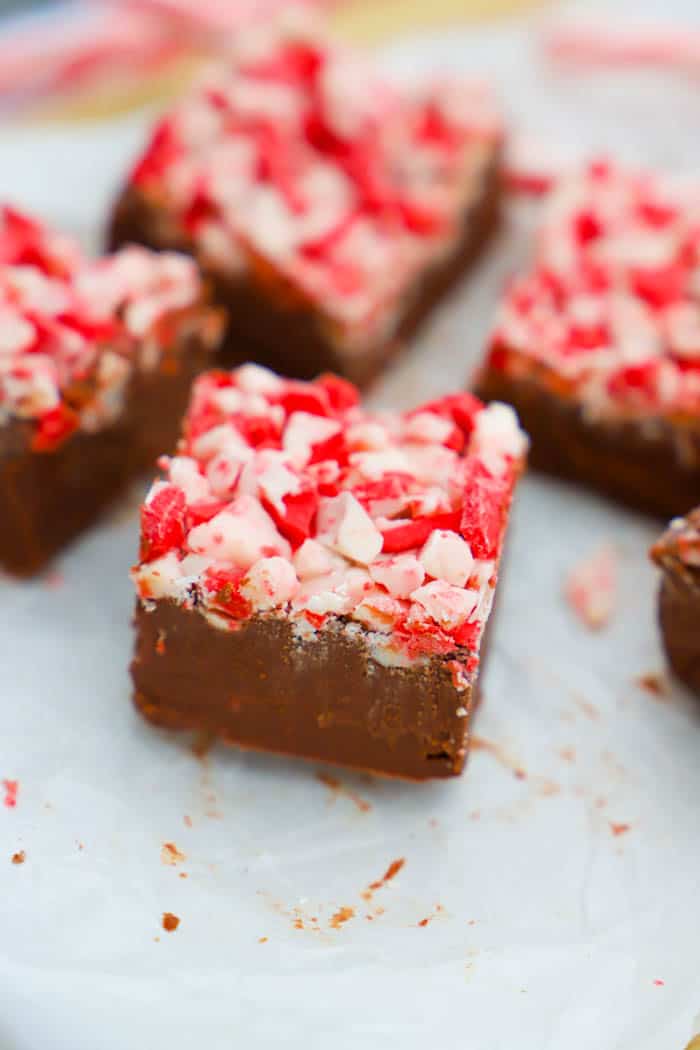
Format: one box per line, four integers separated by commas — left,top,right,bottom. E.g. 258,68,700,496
130,365,527,780
651,511,700,694
109,14,503,387
0,206,224,576
475,160,700,517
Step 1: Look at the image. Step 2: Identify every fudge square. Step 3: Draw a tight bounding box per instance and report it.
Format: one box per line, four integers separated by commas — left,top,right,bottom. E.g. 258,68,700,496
651,511,700,696
130,365,526,780
0,206,223,576
109,14,503,387
476,160,700,517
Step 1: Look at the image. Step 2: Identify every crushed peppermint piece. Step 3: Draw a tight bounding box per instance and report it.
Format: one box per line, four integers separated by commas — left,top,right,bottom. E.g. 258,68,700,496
132,365,526,667
651,508,700,569
2,779,18,808
125,20,502,347
488,161,700,417
565,543,617,630
0,205,208,443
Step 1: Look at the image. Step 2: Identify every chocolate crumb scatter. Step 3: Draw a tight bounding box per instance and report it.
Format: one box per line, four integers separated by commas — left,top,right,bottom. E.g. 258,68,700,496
160,842,186,866
362,857,406,901
11,850,25,865
162,912,180,932
417,904,444,928
329,906,354,930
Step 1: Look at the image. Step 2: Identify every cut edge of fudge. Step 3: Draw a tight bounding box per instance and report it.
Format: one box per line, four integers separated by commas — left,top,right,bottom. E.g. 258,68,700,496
0,206,224,575
475,159,700,517
130,364,527,779
109,16,503,385
651,511,700,694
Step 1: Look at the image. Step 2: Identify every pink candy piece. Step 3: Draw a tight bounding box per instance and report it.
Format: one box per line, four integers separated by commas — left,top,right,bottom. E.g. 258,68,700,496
565,543,617,630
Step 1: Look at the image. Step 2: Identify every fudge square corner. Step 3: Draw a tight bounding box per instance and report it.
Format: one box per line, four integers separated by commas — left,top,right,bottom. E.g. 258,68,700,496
476,159,700,518
109,13,503,388
130,365,527,780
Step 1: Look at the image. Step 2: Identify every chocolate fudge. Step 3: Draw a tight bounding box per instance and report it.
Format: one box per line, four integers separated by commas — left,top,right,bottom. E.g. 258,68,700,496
651,511,700,694
130,365,527,779
475,160,700,518
109,15,503,387
0,206,223,576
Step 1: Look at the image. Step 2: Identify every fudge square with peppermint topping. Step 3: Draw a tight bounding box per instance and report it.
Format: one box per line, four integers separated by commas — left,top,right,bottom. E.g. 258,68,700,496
109,14,502,388
651,510,700,696
475,160,700,517
130,364,526,780
0,206,223,576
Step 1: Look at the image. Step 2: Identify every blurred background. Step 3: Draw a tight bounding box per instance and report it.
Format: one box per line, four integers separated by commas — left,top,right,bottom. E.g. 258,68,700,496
0,0,698,247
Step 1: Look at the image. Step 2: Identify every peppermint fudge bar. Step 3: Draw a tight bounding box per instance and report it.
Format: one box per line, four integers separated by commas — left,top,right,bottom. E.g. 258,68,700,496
130,365,526,779
109,15,503,387
0,206,223,575
651,511,700,694
476,160,700,517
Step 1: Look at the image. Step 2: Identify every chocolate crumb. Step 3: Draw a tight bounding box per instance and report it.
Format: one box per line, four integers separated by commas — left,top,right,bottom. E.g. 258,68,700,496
161,842,186,866
635,672,670,699
610,822,630,837
162,912,180,932
329,906,354,930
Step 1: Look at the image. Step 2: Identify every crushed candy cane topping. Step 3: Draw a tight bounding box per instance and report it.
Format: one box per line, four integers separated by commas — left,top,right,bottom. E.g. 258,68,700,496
489,160,700,416
0,205,206,444
651,509,700,570
127,14,502,347
132,364,526,668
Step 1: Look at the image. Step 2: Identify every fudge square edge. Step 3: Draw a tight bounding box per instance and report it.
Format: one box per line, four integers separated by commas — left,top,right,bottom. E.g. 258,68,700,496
109,12,503,387
651,510,700,696
475,160,700,518
130,364,527,780
0,205,223,576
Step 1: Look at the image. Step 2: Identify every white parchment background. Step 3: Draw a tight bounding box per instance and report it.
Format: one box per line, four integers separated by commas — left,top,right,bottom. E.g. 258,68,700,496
1,2,700,1047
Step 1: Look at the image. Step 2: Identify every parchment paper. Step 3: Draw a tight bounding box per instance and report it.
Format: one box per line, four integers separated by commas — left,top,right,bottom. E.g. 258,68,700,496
1,3,700,1047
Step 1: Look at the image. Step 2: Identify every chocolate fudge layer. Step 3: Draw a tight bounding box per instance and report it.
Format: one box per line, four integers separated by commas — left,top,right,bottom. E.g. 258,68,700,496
475,160,700,517
109,15,503,386
131,365,527,779
651,511,700,694
0,207,223,575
